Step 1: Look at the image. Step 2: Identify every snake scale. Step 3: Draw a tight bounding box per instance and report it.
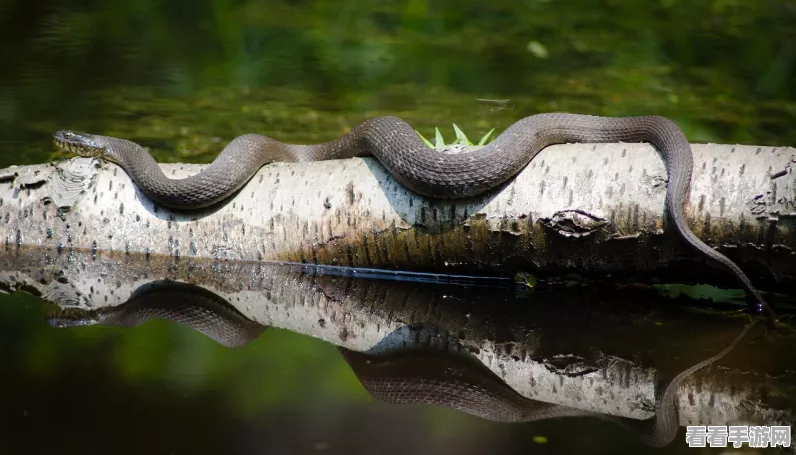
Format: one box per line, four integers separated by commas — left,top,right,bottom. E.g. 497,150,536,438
47,280,753,448
52,114,774,322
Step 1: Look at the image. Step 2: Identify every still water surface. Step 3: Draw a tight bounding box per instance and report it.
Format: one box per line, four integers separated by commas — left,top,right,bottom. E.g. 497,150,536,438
1,1,795,453
2,248,794,454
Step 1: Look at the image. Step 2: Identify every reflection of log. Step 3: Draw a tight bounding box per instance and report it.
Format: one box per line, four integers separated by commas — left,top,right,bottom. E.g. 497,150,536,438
2,246,793,433
1,142,794,290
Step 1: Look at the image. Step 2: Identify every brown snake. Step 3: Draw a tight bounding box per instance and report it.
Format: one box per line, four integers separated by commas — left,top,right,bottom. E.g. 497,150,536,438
52,114,775,322
47,280,753,448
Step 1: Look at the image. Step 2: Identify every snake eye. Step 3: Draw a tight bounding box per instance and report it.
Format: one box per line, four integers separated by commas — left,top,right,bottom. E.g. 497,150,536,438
53,130,108,156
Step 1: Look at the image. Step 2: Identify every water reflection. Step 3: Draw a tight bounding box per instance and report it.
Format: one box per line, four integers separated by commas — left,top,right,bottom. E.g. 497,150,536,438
48,280,266,348
2,246,792,452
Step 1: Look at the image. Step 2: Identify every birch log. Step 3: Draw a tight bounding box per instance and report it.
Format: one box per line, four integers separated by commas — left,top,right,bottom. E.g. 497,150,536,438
1,142,794,290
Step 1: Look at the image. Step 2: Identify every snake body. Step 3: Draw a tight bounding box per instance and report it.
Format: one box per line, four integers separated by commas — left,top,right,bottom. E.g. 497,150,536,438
52,114,774,321
47,280,752,448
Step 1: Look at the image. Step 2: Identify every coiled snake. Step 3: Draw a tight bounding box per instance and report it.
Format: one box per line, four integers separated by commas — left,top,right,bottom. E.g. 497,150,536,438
52,114,774,322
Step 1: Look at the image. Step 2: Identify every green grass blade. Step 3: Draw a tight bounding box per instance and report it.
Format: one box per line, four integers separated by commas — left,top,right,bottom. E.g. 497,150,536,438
452,123,472,145
477,128,495,146
416,130,434,148
434,127,445,149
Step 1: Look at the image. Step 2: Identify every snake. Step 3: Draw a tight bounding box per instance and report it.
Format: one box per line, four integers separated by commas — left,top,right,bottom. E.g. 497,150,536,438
46,280,753,448
52,114,775,323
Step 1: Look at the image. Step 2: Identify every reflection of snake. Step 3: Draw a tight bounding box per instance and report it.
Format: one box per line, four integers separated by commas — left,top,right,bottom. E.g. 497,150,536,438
47,280,752,447
52,114,773,322
47,281,266,347
342,327,751,448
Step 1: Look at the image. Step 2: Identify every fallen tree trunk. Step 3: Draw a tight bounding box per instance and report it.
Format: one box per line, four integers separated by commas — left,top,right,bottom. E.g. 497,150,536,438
1,142,794,291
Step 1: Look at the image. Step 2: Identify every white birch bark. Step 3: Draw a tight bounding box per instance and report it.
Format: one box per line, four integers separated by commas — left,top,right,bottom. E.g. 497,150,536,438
0,142,794,288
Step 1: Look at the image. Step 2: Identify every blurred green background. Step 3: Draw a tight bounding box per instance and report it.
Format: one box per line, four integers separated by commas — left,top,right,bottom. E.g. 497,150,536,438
0,0,793,453
0,0,794,168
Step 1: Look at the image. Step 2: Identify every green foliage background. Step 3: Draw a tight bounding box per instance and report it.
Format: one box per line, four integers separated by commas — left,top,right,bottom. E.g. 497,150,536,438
0,0,793,166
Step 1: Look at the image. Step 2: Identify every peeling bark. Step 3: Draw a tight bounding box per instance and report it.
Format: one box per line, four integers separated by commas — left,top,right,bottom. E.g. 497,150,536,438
0,142,794,290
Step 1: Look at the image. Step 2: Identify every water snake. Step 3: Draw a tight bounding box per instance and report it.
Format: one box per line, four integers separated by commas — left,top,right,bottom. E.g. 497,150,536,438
52,114,774,322
47,280,753,448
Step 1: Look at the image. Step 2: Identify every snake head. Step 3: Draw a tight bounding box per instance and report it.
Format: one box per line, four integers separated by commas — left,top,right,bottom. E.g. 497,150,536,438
53,130,109,158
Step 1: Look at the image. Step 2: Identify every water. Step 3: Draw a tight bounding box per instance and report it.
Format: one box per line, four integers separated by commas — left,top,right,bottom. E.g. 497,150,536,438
1,1,795,454
1,248,794,454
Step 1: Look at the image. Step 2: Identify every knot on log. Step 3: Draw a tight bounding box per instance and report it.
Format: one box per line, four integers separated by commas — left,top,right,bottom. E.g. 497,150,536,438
539,209,609,238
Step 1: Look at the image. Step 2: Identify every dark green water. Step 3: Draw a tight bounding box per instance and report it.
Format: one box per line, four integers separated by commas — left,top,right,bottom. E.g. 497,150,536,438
1,1,795,454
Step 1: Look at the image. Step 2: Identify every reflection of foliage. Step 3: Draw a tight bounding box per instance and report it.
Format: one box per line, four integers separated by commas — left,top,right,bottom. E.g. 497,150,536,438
653,283,748,305
513,271,538,289
0,0,794,166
